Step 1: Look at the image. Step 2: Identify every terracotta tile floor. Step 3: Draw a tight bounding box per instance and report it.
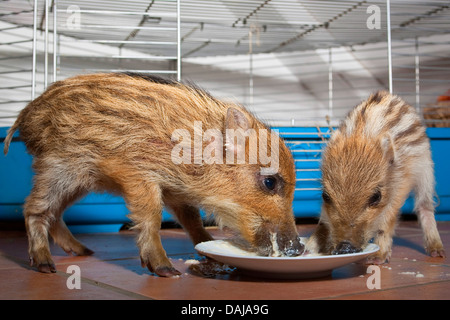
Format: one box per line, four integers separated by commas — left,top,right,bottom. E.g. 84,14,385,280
0,220,449,300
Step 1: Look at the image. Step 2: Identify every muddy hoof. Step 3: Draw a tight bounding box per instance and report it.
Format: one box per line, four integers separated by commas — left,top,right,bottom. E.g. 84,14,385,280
154,266,182,277
37,263,57,273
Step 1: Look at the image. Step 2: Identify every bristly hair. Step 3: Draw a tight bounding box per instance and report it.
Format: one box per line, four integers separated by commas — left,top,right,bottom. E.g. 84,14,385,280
119,72,216,100
119,72,270,130
120,72,179,86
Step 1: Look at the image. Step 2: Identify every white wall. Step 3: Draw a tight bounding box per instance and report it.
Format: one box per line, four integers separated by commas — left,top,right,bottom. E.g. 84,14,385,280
1,19,449,128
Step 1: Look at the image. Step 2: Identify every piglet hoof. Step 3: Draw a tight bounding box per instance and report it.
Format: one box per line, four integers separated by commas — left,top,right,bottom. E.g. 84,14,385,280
430,249,445,258
140,257,181,277
154,266,182,278
63,247,94,257
30,256,57,273
38,263,57,273
366,255,389,265
80,247,95,256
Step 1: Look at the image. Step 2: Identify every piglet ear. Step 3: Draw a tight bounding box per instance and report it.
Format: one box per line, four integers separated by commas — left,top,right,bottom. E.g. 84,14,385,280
225,108,250,157
381,133,395,165
225,107,250,131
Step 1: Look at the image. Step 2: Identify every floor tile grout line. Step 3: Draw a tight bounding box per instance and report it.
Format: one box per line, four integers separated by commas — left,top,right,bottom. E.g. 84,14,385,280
316,278,450,300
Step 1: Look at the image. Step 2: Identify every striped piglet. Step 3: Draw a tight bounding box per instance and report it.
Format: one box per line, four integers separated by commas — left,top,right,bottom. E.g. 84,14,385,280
307,91,445,263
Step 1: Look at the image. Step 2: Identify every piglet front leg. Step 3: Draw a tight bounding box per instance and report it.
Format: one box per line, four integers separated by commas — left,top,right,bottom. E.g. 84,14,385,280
120,173,181,277
136,220,181,277
306,220,333,255
365,207,398,264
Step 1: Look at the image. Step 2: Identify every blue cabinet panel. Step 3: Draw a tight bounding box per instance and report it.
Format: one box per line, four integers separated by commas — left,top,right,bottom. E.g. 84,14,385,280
1,127,449,229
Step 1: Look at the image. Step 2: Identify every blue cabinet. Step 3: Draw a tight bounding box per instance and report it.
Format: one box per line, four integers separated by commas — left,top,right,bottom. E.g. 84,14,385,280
1,126,449,231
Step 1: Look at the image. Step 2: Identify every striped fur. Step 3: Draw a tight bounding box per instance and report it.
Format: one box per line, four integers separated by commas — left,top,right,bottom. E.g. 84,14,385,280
3,73,303,275
307,91,445,263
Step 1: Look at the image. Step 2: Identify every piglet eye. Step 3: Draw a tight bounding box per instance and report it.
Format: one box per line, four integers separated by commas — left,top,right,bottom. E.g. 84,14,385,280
368,190,382,207
322,191,331,204
263,177,276,191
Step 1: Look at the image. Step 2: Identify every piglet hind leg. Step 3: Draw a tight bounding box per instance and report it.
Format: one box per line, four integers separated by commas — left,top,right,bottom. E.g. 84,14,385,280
48,188,94,257
25,212,55,273
24,174,94,273
23,180,63,273
49,219,94,257
415,197,445,258
413,156,445,258
417,205,445,258
124,180,181,277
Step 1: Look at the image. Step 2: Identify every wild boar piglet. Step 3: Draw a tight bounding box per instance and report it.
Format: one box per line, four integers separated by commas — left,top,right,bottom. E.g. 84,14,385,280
307,91,445,264
3,73,303,276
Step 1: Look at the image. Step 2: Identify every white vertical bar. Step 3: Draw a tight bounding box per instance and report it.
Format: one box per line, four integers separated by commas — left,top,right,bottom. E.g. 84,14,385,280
53,0,57,82
249,51,253,106
176,0,181,81
44,0,49,88
31,0,38,99
415,37,421,116
328,47,333,118
386,0,393,93
249,28,254,106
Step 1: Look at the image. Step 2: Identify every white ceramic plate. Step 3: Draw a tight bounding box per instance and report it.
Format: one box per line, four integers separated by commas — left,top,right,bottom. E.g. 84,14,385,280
195,239,379,279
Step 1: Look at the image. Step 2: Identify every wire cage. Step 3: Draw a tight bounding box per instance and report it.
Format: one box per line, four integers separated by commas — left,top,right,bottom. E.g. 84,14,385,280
1,0,449,223
1,1,449,126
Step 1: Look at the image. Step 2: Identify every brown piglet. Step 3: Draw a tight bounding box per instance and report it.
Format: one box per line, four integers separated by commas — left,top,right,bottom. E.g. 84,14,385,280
307,91,445,264
3,73,303,276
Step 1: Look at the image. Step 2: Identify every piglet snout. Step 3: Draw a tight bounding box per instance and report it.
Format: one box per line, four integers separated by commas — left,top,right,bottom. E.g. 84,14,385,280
254,222,305,257
277,234,305,257
332,241,362,255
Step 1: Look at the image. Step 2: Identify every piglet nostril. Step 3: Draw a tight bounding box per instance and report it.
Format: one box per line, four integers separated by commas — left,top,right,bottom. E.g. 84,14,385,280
332,241,362,255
